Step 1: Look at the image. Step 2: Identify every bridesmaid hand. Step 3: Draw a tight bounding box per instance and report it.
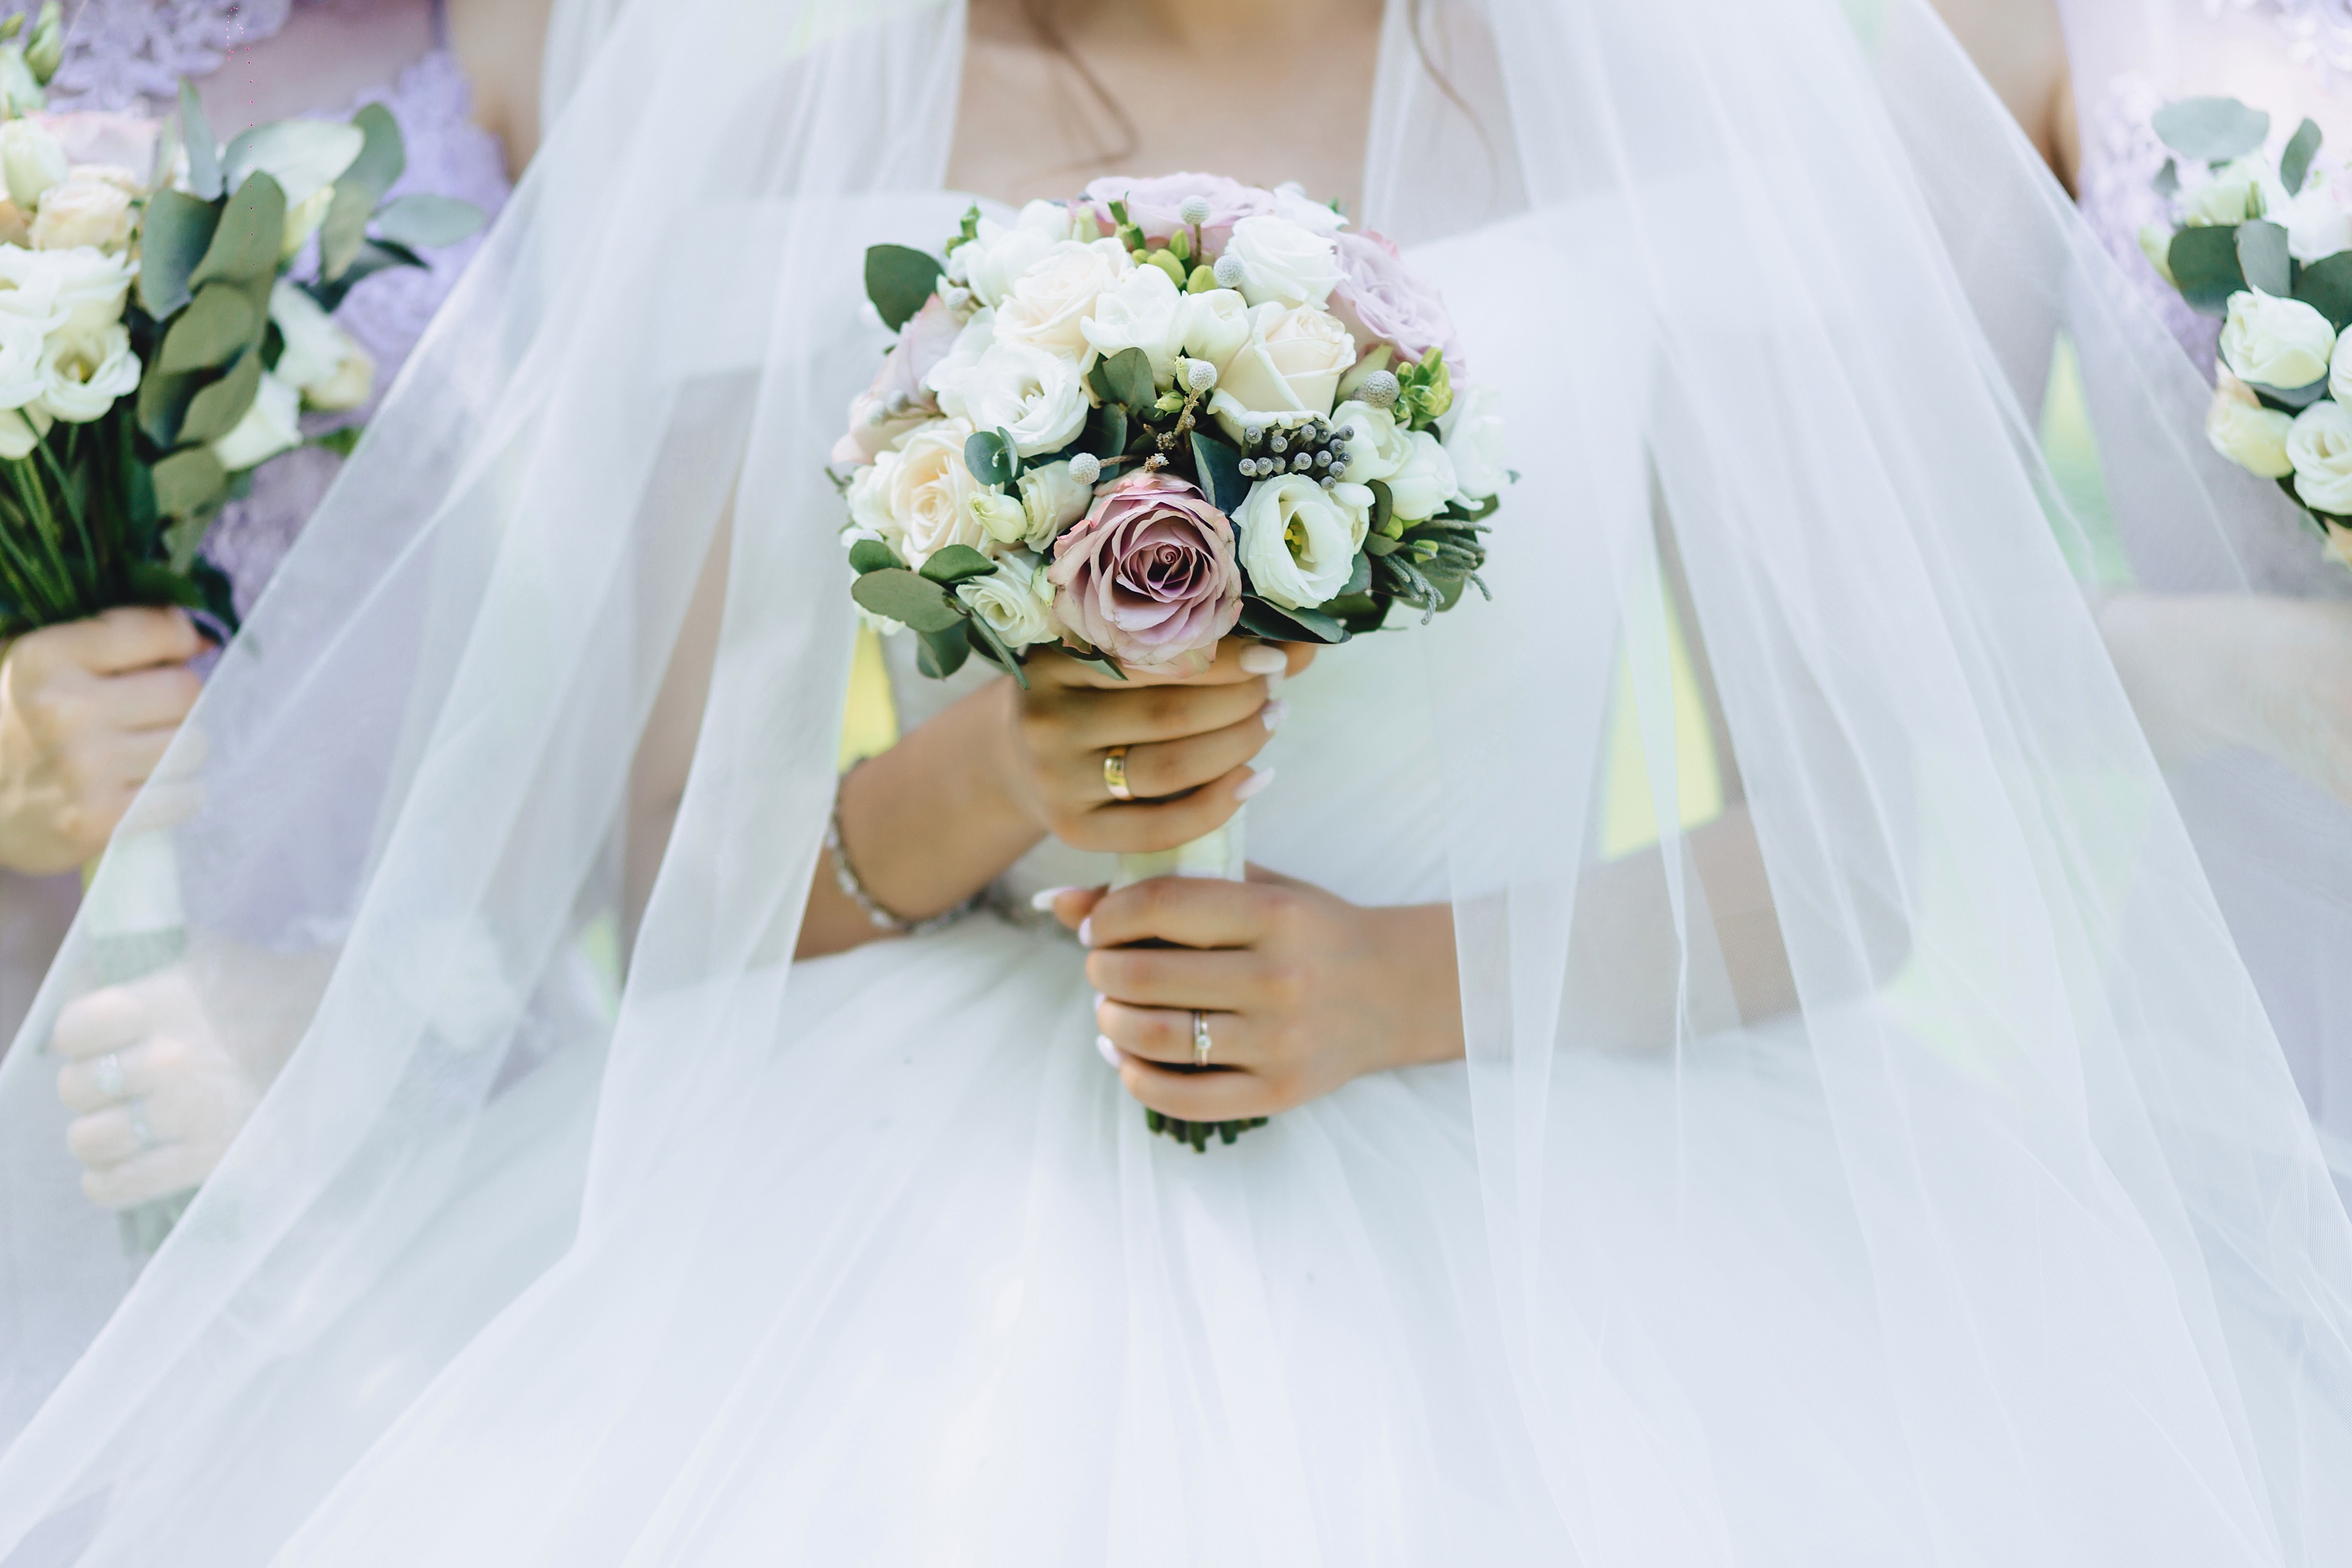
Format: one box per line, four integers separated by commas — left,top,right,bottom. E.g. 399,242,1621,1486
998,639,1313,856
1048,868,1464,1122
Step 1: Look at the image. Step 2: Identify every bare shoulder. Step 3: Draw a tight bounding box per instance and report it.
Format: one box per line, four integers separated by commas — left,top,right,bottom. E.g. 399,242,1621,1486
446,0,560,177
1925,0,2073,180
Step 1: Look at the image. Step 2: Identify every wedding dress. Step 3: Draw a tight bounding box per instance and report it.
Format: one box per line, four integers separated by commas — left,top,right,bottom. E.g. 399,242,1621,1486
1,0,2349,1561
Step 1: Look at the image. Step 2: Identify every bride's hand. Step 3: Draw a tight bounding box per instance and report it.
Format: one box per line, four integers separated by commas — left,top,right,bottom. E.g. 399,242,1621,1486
1002,640,1314,855
1049,868,1464,1121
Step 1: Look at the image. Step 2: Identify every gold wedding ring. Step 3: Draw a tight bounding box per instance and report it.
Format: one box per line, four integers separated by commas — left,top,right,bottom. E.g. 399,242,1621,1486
1193,1010,1212,1068
1103,745,1134,802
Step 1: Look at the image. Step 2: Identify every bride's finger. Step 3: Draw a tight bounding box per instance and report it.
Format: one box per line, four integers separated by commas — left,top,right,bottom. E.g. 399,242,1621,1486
1116,1053,1283,1124
1053,765,1268,855
1089,945,1259,1008
1097,709,1276,802
1050,676,1273,750
1032,639,1285,692
1096,1000,1257,1068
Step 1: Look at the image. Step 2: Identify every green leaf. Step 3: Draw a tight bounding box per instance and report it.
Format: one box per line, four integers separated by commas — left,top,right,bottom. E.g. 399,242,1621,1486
1236,597,1349,644
1341,548,1371,598
1324,591,1390,635
1089,346,1154,413
125,559,205,610
962,612,1030,688
2295,251,2352,330
223,119,364,207
1363,532,1399,557
307,424,362,460
370,193,483,251
137,190,220,320
1089,403,1128,463
851,566,965,632
847,537,904,574
301,237,425,314
137,369,202,447
2237,219,2293,297
963,428,1015,488
2283,117,2325,195
179,81,221,201
915,623,971,679
150,447,226,520
341,102,405,197
177,349,262,444
1367,478,1395,536
2168,225,2246,316
189,173,287,292
1188,430,1247,513
2151,96,2271,164
157,283,260,374
2153,157,2179,199
318,177,375,281
864,244,943,332
918,544,999,585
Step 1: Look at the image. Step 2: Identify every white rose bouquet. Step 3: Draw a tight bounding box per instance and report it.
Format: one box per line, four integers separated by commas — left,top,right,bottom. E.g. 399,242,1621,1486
2141,95,2352,564
831,174,1506,1150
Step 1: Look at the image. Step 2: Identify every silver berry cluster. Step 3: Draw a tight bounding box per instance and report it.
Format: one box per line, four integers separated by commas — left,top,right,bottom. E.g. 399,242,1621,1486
1236,418,1351,491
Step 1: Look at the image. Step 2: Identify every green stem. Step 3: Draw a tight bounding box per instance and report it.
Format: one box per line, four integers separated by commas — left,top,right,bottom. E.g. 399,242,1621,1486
1,458,76,620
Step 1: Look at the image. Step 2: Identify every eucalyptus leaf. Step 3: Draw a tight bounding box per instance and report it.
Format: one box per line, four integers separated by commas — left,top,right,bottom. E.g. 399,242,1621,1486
1363,532,1400,557
847,537,904,575
2151,96,2271,164
1188,430,1247,513
1341,548,1372,599
178,80,220,200
2152,157,2180,199
137,190,219,320
2237,219,2293,297
178,350,263,445
158,284,260,374
2284,117,2325,195
918,544,998,585
137,369,202,447
1367,478,1395,535
1091,347,1154,413
341,102,405,197
223,119,364,207
1236,598,1349,644
864,244,943,332
1089,404,1128,462
150,448,227,521
2295,251,2352,329
318,177,374,282
916,623,971,679
189,174,287,292
2169,225,2247,316
851,566,965,633
302,238,425,314
371,193,484,251
963,612,1030,688
126,558,205,610
963,428,1015,488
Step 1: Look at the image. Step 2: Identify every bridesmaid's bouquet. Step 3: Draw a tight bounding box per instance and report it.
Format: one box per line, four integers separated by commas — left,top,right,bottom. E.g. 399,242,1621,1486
2140,96,2352,565
831,174,1505,1149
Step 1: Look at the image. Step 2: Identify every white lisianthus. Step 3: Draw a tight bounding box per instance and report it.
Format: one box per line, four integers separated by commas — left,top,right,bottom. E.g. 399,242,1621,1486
922,308,994,402
0,308,48,410
1386,430,1461,521
211,370,304,471
1235,472,1371,610
270,280,375,411
2279,171,2352,263
992,238,1130,362
864,418,992,567
846,464,901,557
1269,182,1349,238
948,200,1082,308
931,341,1087,456
1330,398,1410,483
2220,289,2336,390
1015,458,1094,550
35,321,136,422
1213,303,1355,427
2333,338,2352,409
1223,215,1343,309
1079,263,1187,379
0,118,67,216
2182,158,2268,227
30,177,131,251
2288,400,2352,513
970,489,1029,545
1179,287,1252,373
0,246,132,337
1440,384,1506,500
956,551,1061,647
2205,371,2296,479
0,403,49,460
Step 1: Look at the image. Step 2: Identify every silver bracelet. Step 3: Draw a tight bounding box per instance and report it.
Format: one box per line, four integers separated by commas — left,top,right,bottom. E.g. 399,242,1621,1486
825,786,979,938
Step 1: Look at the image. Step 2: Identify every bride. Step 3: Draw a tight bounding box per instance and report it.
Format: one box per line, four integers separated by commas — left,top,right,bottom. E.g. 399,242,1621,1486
1,0,2349,1560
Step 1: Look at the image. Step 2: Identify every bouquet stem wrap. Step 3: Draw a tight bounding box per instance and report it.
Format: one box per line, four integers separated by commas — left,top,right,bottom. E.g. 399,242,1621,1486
76,828,189,1255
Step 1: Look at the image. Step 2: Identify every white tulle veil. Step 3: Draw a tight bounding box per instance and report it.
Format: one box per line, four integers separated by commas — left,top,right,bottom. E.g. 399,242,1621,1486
0,0,2346,1559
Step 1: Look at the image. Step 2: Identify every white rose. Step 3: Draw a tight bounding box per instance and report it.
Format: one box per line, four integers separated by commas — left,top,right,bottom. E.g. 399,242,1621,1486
1079,263,1187,379
931,341,1087,457
2182,158,2267,227
1269,182,1349,238
2288,400,2352,513
2220,290,2336,391
1386,430,1460,521
0,119,67,217
992,238,1130,362
970,490,1029,545
2205,371,2296,479
0,307,47,410
35,321,136,422
0,403,49,460
30,178,130,251
1330,398,1409,483
1213,303,1355,427
2280,172,2352,263
845,463,902,557
270,280,374,411
1015,458,1094,550
210,370,304,471
1440,384,1506,499
868,418,991,566
1223,215,1342,309
956,552,1061,648
948,200,1081,308
0,246,132,337
1235,472,1371,610
1179,287,1252,373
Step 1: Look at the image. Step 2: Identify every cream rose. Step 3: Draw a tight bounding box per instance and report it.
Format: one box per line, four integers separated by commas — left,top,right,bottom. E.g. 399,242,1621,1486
270,280,375,411
992,238,1130,362
1179,287,1252,373
1079,263,1187,379
957,552,1061,648
1330,398,1409,483
0,119,67,217
949,200,1081,308
2220,290,2336,391
970,490,1029,545
36,321,136,422
30,177,130,251
1386,430,1460,521
2182,158,2267,227
931,340,1087,457
2206,373,2296,479
1214,303,1355,428
1235,472,1371,610
211,370,304,471
0,246,132,339
1016,458,1095,550
865,419,992,566
1223,215,1342,309
2280,172,2352,263
1441,384,1506,499
2288,401,2352,513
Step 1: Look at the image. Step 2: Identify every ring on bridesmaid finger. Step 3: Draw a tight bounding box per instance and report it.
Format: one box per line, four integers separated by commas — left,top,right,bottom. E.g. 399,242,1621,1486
125,1099,155,1150
91,1052,126,1102
1104,745,1134,803
1193,1010,1212,1068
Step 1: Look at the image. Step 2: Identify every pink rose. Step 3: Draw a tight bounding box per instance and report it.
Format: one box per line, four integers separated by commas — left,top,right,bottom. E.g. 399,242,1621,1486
1047,471,1241,669
1326,229,1467,379
836,293,961,464
1081,172,1273,247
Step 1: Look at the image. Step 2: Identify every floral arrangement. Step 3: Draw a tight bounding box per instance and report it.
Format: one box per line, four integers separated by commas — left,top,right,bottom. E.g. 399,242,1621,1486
0,15,482,638
833,173,1503,683
2142,96,2352,563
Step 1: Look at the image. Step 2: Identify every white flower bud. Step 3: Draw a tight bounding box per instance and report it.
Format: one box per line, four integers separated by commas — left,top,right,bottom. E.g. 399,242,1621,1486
1178,195,1212,227
1212,253,1246,289
1186,358,1217,393
1358,370,1402,409
1067,451,1101,485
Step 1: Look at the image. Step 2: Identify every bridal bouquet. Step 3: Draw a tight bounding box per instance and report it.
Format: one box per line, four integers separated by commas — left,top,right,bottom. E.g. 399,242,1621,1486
832,174,1504,1149
2142,96,2352,564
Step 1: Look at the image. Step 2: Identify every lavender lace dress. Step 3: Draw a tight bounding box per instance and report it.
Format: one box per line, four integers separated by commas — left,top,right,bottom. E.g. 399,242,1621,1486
0,0,511,1052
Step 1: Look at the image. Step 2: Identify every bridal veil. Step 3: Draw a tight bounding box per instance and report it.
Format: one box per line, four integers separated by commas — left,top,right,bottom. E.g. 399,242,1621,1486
0,0,2347,1560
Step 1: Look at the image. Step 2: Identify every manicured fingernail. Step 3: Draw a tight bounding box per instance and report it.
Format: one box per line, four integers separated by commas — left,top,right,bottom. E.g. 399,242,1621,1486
1096,1034,1121,1067
1260,697,1289,732
1078,916,1094,946
1234,766,1275,801
1030,885,1079,912
1238,646,1286,675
